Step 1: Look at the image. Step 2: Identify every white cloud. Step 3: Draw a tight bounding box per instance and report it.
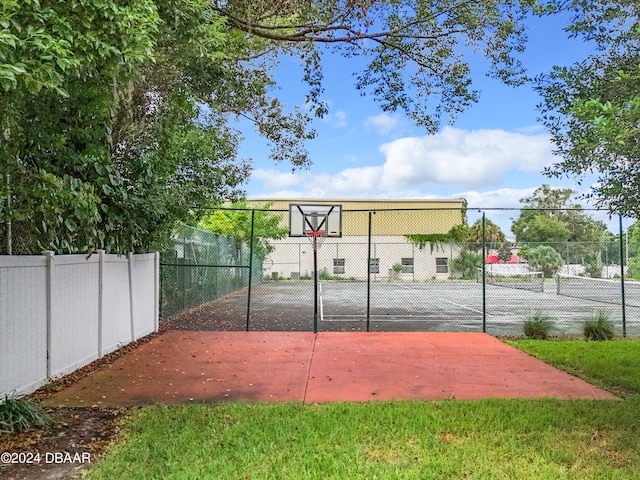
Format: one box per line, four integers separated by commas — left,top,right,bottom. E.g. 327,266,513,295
334,110,347,127
250,127,555,198
454,187,537,209
515,124,547,135
251,169,301,190
378,126,554,190
322,109,348,128
365,114,400,135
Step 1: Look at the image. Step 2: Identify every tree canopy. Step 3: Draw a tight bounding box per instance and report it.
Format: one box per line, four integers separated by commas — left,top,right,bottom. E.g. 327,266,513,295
468,218,507,244
535,1,640,217
405,217,506,251
1,0,556,254
520,244,563,277
197,201,288,258
0,0,307,253
511,185,610,269
216,0,539,131
512,185,608,243
1,0,160,253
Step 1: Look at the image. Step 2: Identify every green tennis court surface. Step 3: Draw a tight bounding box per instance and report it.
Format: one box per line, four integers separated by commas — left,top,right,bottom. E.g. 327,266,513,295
165,279,640,336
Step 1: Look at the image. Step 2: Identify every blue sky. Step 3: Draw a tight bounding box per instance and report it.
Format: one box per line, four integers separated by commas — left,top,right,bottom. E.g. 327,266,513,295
235,11,623,234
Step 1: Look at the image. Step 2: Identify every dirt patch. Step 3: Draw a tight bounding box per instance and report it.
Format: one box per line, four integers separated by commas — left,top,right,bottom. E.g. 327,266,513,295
0,407,124,480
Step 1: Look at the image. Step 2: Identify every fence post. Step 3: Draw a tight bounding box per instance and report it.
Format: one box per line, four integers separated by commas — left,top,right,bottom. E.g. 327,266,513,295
366,211,372,332
619,215,627,337
154,251,160,332
128,253,136,341
98,250,105,357
482,212,486,333
4,173,11,255
44,250,54,378
246,210,255,332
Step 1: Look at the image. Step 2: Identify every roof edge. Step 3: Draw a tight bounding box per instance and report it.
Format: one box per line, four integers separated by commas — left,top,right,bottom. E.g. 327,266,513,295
248,197,467,204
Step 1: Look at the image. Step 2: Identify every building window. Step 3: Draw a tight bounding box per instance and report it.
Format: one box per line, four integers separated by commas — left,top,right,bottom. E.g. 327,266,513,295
436,257,449,273
369,258,380,274
401,258,414,274
333,258,345,274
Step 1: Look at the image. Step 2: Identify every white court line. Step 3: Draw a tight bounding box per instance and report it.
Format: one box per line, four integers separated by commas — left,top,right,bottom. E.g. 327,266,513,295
322,314,364,323
322,315,435,322
438,298,491,316
320,313,433,322
319,282,324,322
321,314,474,322
393,283,423,291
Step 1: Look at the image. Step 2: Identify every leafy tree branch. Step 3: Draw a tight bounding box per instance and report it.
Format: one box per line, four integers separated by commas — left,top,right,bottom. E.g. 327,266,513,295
215,0,537,130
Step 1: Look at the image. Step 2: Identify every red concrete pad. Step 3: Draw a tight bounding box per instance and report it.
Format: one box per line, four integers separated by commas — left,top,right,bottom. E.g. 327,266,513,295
45,331,315,406
304,332,618,402
45,331,617,407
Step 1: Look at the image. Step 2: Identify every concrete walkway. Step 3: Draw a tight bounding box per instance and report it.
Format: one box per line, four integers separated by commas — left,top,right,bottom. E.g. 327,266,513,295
45,331,617,406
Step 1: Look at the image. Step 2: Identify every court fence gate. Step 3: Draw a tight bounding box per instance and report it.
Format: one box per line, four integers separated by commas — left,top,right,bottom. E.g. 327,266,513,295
160,208,640,338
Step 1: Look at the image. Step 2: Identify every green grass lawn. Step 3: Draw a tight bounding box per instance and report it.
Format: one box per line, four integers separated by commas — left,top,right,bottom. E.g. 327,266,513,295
509,339,640,398
86,340,640,480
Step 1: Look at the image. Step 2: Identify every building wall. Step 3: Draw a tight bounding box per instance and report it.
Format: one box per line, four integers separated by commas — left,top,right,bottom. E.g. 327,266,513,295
264,236,463,281
251,199,468,281
251,198,467,237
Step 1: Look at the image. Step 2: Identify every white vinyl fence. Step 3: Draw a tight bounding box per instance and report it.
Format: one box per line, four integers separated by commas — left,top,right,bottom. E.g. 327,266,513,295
1,251,159,398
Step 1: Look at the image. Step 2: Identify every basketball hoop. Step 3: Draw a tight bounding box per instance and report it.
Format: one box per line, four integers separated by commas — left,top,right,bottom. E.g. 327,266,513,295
289,204,341,334
304,230,326,251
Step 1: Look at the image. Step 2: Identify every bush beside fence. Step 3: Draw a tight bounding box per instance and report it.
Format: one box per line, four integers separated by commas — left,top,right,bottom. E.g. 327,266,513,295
0,251,159,398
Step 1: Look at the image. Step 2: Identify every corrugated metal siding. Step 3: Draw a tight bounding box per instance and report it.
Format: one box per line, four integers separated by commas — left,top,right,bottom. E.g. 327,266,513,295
251,199,467,236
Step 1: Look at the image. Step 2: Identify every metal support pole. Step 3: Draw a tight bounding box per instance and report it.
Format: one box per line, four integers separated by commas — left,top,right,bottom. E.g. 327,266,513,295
5,173,11,255
245,210,255,332
313,236,318,334
619,215,627,337
482,212,487,333
366,211,372,332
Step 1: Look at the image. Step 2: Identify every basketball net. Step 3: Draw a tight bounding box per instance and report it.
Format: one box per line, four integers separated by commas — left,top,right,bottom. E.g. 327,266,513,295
304,230,326,252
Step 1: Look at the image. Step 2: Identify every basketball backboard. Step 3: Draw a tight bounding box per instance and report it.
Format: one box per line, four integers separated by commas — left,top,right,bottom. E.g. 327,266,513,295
289,204,342,237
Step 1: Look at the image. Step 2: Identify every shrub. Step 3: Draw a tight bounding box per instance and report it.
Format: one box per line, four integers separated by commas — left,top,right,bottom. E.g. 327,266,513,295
318,268,332,280
0,396,52,434
584,260,603,278
523,311,555,339
628,257,640,279
522,245,564,278
450,250,482,279
583,311,615,341
392,263,404,273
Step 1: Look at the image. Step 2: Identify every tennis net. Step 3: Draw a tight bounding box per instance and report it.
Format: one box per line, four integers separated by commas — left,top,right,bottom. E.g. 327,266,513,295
476,268,545,293
556,274,640,308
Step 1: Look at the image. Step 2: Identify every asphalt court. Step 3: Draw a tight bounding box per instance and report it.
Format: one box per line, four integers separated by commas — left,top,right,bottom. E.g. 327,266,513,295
165,280,640,336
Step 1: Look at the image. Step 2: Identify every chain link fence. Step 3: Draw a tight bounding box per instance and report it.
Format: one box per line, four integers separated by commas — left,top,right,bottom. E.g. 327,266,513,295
161,208,640,338
160,224,263,321
0,219,42,255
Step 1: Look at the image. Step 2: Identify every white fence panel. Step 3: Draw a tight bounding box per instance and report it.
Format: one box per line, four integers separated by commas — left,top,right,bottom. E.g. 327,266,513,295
49,254,101,378
101,255,133,356
0,257,48,397
1,252,159,398
129,253,159,339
